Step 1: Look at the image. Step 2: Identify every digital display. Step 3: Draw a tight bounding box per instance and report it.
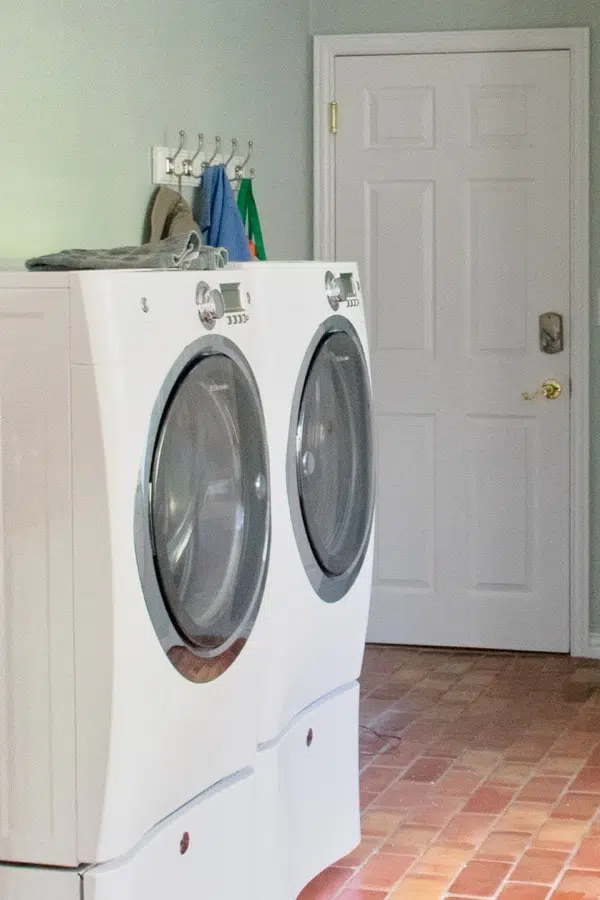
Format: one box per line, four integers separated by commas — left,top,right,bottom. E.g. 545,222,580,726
340,273,357,299
220,283,244,314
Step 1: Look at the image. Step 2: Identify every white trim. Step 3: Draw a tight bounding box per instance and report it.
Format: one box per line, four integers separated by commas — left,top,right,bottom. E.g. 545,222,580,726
587,633,600,660
314,27,591,656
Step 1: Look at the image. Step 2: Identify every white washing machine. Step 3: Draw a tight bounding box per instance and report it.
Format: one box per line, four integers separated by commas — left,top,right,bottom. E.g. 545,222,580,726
1,773,256,900
234,262,376,898
0,268,269,898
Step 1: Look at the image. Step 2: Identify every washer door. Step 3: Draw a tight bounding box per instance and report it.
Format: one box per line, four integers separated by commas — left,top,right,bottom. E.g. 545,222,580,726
288,316,375,603
136,336,269,682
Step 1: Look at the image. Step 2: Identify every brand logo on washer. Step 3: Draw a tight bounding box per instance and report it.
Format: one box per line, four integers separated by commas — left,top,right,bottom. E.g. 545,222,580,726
208,383,230,392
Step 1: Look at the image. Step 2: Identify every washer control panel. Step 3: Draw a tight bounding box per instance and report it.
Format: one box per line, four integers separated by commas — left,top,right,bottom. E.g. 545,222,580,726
196,281,250,329
325,270,361,311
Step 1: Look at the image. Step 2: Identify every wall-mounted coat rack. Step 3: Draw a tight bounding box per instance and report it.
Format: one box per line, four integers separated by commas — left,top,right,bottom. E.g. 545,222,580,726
152,130,255,189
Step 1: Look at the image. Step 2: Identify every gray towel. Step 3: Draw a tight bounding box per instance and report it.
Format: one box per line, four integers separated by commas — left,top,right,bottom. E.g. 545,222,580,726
25,231,228,272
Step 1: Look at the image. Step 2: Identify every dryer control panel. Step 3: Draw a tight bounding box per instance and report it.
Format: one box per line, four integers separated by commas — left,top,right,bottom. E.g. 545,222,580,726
196,281,250,329
325,270,361,311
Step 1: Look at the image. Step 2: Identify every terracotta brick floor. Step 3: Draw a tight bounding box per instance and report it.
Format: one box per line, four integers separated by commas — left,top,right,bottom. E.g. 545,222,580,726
299,644,600,900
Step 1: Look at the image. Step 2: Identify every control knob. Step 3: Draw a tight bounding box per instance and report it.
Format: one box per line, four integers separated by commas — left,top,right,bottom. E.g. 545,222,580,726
196,281,225,329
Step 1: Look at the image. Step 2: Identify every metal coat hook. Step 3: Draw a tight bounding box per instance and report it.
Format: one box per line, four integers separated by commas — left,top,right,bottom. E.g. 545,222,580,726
185,133,204,177
203,135,221,171
223,138,238,168
234,141,254,181
153,132,256,188
166,130,186,176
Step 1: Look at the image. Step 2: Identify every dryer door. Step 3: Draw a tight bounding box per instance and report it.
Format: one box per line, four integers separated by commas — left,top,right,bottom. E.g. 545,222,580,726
288,316,375,603
136,336,269,682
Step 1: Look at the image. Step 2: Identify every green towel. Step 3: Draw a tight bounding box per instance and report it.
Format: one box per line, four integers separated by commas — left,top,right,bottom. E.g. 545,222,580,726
237,178,266,260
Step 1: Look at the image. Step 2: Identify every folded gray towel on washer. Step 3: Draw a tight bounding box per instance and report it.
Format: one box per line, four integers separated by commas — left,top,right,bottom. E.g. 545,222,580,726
25,231,228,272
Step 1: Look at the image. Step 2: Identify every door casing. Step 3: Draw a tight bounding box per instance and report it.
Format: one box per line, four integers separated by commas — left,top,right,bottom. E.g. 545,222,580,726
313,27,591,656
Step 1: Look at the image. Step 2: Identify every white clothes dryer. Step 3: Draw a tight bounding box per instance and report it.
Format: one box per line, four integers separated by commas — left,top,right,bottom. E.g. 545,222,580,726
237,261,375,739
0,268,268,894
234,262,376,897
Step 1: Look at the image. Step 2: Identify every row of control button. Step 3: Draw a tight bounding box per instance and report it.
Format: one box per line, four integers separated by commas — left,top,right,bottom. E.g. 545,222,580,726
192,271,361,331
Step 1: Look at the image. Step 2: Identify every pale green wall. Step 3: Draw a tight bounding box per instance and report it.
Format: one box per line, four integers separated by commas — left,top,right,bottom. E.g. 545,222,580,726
311,1,600,636
0,0,311,260
3,0,600,637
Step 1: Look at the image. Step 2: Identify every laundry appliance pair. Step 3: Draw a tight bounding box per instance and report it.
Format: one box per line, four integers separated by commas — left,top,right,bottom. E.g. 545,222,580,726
0,261,374,900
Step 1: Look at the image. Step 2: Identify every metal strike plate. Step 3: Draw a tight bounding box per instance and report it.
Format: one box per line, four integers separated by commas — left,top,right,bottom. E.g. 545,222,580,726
539,312,564,354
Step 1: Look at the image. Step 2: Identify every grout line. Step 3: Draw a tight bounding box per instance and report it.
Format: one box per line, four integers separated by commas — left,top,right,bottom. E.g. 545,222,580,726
328,647,600,900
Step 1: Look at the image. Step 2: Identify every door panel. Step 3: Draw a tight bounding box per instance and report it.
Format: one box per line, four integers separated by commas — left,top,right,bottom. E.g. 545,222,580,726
369,180,435,352
376,414,435,589
335,51,571,651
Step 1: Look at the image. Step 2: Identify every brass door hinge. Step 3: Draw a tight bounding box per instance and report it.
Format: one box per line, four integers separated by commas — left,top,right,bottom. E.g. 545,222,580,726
329,101,338,134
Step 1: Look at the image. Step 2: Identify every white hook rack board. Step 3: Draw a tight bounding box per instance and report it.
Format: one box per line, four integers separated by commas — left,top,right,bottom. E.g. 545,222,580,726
151,145,248,188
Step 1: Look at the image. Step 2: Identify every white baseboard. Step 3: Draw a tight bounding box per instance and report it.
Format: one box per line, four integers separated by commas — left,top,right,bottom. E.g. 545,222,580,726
583,632,600,659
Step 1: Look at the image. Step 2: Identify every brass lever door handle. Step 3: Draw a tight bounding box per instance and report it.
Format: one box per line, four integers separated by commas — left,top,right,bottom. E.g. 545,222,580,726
522,378,562,401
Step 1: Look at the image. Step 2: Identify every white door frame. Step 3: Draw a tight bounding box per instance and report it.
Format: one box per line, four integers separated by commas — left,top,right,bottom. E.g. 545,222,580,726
313,28,591,657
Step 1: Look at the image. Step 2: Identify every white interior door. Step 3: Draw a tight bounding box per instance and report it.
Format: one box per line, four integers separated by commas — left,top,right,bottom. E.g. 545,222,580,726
335,50,571,652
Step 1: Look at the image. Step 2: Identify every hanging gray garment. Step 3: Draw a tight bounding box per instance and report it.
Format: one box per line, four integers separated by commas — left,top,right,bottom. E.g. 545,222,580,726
25,231,227,271
149,186,201,243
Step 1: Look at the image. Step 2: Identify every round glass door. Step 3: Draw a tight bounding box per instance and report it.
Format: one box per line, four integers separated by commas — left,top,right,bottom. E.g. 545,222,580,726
288,316,375,603
136,337,269,682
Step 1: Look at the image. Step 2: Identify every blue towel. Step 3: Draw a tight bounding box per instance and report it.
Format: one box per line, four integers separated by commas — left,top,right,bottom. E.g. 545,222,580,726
193,165,252,262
